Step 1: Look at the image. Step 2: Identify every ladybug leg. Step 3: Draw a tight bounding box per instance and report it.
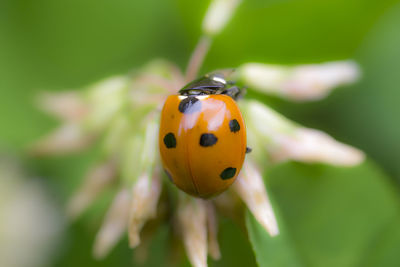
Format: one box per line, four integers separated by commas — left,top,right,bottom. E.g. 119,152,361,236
221,86,246,100
246,147,252,153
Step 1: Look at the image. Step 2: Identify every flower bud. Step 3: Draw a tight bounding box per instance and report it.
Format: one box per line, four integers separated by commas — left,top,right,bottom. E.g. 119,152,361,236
29,123,92,156
101,115,130,157
140,118,159,173
133,59,185,94
67,160,117,219
93,189,130,259
128,171,162,248
177,195,207,267
234,160,279,236
121,116,159,185
121,133,144,184
206,202,221,260
271,128,365,166
238,61,360,101
242,100,365,166
37,91,87,122
84,76,129,132
202,0,242,36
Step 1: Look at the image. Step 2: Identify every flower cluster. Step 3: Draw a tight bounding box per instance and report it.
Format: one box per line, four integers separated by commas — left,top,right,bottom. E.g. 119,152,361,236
30,0,364,266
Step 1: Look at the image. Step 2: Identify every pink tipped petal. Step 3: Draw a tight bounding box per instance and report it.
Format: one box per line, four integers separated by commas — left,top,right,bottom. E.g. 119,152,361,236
206,202,221,260
234,160,279,236
202,0,242,36
128,173,162,248
93,189,130,259
37,92,88,121
178,195,208,267
243,100,365,167
282,61,360,101
240,61,360,101
67,160,117,219
272,128,365,166
29,123,93,156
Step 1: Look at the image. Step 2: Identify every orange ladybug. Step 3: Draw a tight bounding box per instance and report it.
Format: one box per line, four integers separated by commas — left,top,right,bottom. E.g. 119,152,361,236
159,73,248,198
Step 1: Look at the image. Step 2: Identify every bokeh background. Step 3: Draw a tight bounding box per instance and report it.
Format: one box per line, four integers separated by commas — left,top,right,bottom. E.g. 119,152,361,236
1,0,400,266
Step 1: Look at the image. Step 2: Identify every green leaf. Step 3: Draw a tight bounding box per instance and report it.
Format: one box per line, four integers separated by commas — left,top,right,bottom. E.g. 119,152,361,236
246,161,400,267
340,2,400,181
246,209,303,267
359,214,400,267
210,218,258,267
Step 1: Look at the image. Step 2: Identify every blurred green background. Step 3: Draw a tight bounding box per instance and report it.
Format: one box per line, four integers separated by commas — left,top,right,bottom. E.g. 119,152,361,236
1,0,400,266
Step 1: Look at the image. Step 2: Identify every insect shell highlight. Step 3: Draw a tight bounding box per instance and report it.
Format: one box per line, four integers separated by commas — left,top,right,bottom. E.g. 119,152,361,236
159,73,247,198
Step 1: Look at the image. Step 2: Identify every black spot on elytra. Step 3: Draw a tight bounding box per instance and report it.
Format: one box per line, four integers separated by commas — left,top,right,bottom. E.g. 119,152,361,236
246,147,252,153
199,133,218,147
220,167,236,180
163,132,176,148
229,119,240,133
178,97,201,114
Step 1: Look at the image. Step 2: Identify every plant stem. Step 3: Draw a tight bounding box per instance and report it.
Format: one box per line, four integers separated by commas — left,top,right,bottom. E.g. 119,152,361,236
185,35,212,82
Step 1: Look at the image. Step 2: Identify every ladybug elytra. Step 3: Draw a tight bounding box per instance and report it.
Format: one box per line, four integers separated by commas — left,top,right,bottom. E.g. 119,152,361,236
159,73,248,198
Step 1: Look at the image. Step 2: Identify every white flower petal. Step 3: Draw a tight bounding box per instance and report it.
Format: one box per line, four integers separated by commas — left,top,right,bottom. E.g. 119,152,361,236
85,76,128,131
234,160,279,236
67,160,117,219
272,128,365,166
202,0,241,36
177,195,208,267
93,189,130,259
128,172,162,248
239,61,360,101
37,91,88,121
242,100,365,166
206,202,221,260
29,123,92,155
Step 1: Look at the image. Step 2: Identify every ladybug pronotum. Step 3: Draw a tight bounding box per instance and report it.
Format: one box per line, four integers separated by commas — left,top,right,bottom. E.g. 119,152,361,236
159,73,248,198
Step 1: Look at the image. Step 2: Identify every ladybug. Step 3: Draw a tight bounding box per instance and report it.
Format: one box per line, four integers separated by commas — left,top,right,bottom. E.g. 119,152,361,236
159,73,249,198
